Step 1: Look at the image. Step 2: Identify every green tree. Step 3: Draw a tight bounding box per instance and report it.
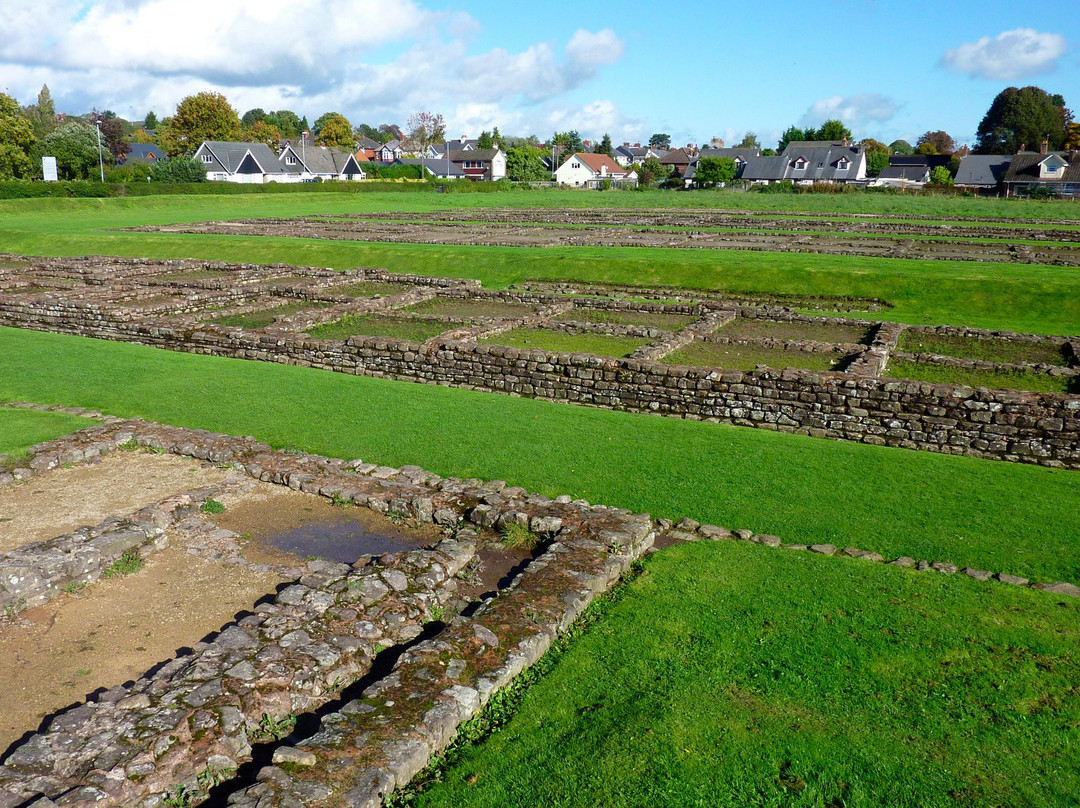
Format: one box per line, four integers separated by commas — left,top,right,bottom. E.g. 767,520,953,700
889,139,913,155
476,130,494,149
929,165,954,186
144,111,158,130
867,152,889,177
505,144,549,181
816,119,853,142
355,123,381,143
0,93,36,179
637,155,670,186
649,133,671,149
42,118,100,179
150,155,207,182
694,156,737,187
552,130,584,163
596,133,614,157
269,110,303,138
27,84,56,140
736,131,761,150
244,120,283,151
915,142,938,156
492,126,503,148
777,125,808,151
916,130,955,155
314,114,354,148
975,86,1068,154
159,92,241,156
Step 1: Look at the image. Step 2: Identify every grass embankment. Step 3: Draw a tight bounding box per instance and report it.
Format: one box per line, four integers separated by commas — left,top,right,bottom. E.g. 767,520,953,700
0,407,90,461
1,194,1080,334
2,326,1078,583
409,542,1080,808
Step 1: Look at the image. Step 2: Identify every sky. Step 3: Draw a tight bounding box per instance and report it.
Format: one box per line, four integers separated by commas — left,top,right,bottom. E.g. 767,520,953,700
1,0,1077,149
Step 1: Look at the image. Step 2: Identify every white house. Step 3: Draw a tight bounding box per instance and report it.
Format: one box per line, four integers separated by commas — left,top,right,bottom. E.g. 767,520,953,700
194,141,297,183
278,143,366,181
555,153,638,188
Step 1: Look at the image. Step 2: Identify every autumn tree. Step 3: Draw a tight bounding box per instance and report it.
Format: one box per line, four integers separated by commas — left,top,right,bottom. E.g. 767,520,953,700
378,123,403,142
159,92,241,156
0,93,36,179
406,110,445,153
96,115,131,160
314,114,354,149
1067,123,1080,150
245,120,283,151
916,130,955,155
975,86,1069,154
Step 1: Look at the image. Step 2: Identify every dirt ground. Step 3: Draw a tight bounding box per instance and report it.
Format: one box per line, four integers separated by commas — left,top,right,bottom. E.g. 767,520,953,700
0,452,232,552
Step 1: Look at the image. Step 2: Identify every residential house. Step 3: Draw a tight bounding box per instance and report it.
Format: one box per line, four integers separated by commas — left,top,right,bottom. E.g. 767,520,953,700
741,140,867,185
682,147,760,186
398,158,467,180
356,135,382,162
555,153,638,188
954,154,1012,194
427,138,481,159
869,165,930,189
193,141,296,183
278,143,366,181
120,144,166,164
659,147,695,178
377,139,404,162
1002,143,1080,198
613,142,664,167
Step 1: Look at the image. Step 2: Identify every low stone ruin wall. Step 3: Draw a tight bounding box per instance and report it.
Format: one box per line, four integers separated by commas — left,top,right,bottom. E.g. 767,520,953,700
0,417,655,808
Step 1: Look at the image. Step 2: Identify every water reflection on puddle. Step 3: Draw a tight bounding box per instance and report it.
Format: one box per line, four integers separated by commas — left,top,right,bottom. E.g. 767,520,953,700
262,516,427,563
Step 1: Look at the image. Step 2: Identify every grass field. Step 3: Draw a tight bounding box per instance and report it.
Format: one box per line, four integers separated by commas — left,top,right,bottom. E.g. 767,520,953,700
884,360,1077,395
2,326,1077,584
407,542,1080,808
0,407,90,461
1,193,1080,334
308,313,453,342
478,327,652,357
663,341,851,372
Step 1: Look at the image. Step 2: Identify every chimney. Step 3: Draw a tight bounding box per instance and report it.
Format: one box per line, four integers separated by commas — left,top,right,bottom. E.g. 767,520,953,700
634,142,640,148
1020,143,1026,152
1041,139,1049,155
842,136,849,146
623,142,630,147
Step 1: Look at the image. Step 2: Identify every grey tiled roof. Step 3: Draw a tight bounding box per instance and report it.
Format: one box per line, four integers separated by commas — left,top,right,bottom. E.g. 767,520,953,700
281,145,363,175
743,145,864,183
1003,151,1080,184
876,166,929,182
399,158,466,177
955,155,1012,187
195,142,290,175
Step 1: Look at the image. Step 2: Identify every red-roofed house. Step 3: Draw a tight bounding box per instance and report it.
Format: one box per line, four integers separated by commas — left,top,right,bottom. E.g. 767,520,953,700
554,153,638,188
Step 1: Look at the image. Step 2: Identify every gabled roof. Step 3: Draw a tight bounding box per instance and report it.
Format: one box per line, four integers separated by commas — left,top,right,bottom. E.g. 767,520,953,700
1004,151,1080,184
569,152,634,176
195,141,290,175
660,148,693,165
279,144,364,175
742,145,864,183
448,148,502,163
876,165,929,182
379,139,402,151
954,155,1012,187
398,157,466,177
889,154,952,169
357,135,382,150
123,144,165,163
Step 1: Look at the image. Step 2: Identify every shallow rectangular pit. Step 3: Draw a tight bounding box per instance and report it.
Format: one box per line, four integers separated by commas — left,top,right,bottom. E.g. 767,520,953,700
897,331,1070,366
308,313,454,342
552,306,699,330
662,340,857,372
205,301,331,329
885,360,1077,394
401,297,539,319
329,281,416,298
479,327,653,358
156,269,233,283
717,317,875,345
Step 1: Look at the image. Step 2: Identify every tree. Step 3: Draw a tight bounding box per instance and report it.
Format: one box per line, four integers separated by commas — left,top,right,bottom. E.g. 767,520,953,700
858,139,889,178
736,132,761,150
314,114,354,148
378,123,403,142
551,130,584,163
491,126,503,148
637,155,670,186
26,84,56,140
649,133,671,149
355,123,381,143
505,144,549,181
916,130,955,155
150,155,207,182
268,110,303,138
42,118,100,179
245,120,283,151
130,128,155,144
96,114,130,160
159,92,241,156
694,156,737,188
0,93,36,179
1067,123,1080,150
929,165,954,186
975,86,1068,154
596,133,614,157
889,139,913,155
406,111,445,153
777,125,808,152
144,111,158,130
476,130,494,150
816,119,853,142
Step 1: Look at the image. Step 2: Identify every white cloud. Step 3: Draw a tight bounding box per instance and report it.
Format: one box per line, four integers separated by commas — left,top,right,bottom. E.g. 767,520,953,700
800,93,899,128
941,28,1067,81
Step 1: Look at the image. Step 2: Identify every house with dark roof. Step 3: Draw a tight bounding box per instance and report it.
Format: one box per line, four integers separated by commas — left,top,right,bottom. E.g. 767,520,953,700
682,148,760,187
278,143,366,181
741,142,866,185
954,154,1012,193
1002,147,1080,198
613,143,664,167
554,153,638,188
398,157,467,180
659,147,695,177
377,139,404,162
869,165,930,189
120,144,166,165
193,141,297,183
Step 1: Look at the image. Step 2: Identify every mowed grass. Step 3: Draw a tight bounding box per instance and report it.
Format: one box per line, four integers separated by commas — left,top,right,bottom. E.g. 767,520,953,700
897,331,1072,366
308,314,452,342
886,360,1078,395
663,341,852,372
478,327,651,358
410,541,1080,808
2,326,1078,582
0,407,90,460
2,194,1080,334
719,317,875,345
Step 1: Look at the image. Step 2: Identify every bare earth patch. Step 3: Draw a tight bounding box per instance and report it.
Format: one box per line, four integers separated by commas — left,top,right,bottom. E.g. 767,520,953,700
0,452,233,552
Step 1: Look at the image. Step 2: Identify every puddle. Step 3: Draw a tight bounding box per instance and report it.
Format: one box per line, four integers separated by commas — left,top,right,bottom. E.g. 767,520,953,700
260,514,426,563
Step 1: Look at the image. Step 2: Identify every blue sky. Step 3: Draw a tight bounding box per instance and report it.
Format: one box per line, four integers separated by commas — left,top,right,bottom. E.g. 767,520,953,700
1,0,1076,149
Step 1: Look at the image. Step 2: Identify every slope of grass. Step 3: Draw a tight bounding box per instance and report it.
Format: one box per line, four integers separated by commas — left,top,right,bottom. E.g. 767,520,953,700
2,326,1078,582
0,407,90,460
410,541,1080,808
1,194,1079,334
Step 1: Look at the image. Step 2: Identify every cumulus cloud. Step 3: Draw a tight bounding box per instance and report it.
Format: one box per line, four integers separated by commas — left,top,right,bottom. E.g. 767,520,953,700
799,93,898,128
941,28,1067,80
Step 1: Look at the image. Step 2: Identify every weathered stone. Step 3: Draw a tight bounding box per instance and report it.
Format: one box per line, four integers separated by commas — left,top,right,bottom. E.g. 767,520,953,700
962,568,993,581
1032,581,1080,597
809,543,837,556
272,748,318,767
889,556,916,568
755,534,782,547
996,573,1029,586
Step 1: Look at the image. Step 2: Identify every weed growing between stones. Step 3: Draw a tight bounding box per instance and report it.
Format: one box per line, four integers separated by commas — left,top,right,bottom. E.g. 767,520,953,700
499,523,539,550
331,492,353,508
102,548,143,577
63,581,86,596
200,498,225,514
252,712,297,741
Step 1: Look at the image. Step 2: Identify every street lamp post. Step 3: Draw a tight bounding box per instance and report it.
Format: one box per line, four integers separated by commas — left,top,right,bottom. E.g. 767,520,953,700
95,120,105,182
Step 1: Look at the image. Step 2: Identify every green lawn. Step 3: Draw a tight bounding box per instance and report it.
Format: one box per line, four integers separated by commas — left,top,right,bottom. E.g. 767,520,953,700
478,327,651,358
0,406,90,461
897,331,1071,366
308,314,453,342
885,360,1077,395
2,326,1078,583
409,542,1080,808
663,341,851,372
1,194,1080,334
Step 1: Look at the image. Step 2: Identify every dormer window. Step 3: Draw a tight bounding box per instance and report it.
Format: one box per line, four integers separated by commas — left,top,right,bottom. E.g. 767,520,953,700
837,157,850,170
1040,156,1067,178
286,155,297,165
793,157,807,170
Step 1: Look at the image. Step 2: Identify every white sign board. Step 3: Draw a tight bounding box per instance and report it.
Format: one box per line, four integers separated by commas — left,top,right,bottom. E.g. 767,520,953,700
42,156,58,182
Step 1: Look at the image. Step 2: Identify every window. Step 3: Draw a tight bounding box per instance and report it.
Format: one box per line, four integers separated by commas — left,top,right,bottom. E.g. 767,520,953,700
837,157,850,170
286,155,297,165
201,154,213,163
793,158,807,170
571,162,581,169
